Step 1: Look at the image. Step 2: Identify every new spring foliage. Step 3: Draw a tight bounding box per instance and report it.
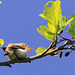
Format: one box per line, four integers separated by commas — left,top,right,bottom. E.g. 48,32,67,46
36,0,74,55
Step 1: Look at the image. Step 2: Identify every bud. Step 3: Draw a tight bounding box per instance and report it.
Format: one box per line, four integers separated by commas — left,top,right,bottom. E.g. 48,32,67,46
65,52,70,57
60,30,63,34
59,50,63,58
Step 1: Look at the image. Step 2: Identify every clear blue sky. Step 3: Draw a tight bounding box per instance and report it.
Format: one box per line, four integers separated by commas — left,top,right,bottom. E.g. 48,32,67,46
0,0,75,75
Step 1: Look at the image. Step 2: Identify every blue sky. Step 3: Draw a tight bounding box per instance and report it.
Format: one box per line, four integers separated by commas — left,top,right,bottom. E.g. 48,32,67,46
0,0,75,75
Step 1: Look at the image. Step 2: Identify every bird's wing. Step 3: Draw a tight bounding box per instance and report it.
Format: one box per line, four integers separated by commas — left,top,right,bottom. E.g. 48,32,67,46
9,45,25,50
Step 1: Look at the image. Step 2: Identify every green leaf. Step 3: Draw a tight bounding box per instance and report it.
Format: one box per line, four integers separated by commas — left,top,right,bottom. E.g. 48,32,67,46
39,14,46,20
37,25,55,41
47,23,56,33
38,0,62,41
35,47,58,56
0,39,4,46
58,17,74,33
39,0,62,27
66,14,75,40
71,36,75,41
36,47,51,55
59,17,68,28
38,0,74,41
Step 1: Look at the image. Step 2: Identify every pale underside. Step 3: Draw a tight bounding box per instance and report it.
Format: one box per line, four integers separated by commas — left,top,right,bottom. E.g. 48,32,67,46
7,49,29,60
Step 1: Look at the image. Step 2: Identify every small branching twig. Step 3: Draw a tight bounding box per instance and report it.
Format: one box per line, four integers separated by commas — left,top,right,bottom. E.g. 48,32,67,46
63,47,75,50
59,35,71,42
41,41,54,56
57,39,64,44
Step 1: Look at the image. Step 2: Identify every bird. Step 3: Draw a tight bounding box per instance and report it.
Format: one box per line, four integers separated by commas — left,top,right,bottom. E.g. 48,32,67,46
2,43,33,60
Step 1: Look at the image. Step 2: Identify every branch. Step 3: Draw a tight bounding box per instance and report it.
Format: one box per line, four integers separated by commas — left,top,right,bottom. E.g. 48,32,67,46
41,41,54,56
0,40,75,67
63,48,75,50
59,35,71,42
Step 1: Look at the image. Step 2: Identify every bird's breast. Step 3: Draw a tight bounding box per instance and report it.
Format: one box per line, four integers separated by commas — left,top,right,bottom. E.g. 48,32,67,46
15,49,28,58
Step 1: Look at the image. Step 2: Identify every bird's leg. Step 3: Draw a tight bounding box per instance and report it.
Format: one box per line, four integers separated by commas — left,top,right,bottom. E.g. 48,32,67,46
18,57,26,60
17,57,31,63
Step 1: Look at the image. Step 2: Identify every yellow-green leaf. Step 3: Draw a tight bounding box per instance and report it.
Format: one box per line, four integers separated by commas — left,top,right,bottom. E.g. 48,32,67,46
0,39,4,46
64,17,74,27
58,17,74,33
35,47,58,56
0,1,2,4
39,14,46,20
38,0,62,41
36,47,51,55
39,0,62,27
38,0,74,41
47,23,56,33
37,25,55,41
66,14,75,40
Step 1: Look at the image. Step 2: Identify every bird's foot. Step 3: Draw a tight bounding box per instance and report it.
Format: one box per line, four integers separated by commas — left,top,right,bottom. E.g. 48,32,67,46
18,58,25,60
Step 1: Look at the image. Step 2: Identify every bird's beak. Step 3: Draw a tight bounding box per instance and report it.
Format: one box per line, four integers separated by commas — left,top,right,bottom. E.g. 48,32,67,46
30,48,33,50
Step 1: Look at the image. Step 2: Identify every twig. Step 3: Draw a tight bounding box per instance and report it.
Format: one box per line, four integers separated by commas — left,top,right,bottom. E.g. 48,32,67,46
59,35,71,42
41,41,54,56
57,39,64,44
63,48,75,50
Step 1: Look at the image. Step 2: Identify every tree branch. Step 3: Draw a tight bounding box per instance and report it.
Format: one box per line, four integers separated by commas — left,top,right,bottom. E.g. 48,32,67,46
41,41,54,56
0,40,75,67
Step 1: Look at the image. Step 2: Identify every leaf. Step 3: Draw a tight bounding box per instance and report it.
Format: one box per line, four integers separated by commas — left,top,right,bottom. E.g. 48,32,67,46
38,0,62,41
35,47,58,56
71,36,75,41
36,47,51,55
0,1,2,4
39,14,46,20
47,23,56,33
38,0,74,41
39,0,62,27
0,39,4,46
37,25,55,41
64,17,74,26
58,17,74,33
66,14,75,40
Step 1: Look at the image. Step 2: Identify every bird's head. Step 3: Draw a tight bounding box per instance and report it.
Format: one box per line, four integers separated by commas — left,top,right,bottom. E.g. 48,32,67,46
19,43,33,52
